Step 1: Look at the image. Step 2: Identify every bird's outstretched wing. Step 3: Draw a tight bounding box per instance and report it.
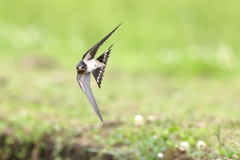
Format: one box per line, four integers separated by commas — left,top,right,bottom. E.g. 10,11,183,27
92,45,112,88
76,73,103,122
82,23,122,61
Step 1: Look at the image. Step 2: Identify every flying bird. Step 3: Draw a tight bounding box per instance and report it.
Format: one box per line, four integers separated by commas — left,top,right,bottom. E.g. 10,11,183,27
76,24,121,122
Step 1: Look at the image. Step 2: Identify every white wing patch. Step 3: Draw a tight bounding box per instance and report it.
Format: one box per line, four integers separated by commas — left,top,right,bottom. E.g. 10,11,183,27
97,69,104,83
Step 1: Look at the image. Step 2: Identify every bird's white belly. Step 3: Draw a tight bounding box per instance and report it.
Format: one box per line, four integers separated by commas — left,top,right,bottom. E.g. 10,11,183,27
84,60,98,73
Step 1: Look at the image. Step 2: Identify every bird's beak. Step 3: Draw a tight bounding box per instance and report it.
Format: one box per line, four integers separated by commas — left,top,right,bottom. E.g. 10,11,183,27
76,66,86,73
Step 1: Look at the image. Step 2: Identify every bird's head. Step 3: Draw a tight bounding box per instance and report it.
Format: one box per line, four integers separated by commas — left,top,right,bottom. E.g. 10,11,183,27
76,61,87,73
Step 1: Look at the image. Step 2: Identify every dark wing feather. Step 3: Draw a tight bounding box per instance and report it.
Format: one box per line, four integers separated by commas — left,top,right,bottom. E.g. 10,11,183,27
92,45,112,88
82,23,122,61
76,73,103,122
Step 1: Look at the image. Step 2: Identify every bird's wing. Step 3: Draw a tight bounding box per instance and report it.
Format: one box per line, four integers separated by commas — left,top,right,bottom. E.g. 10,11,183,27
92,45,112,88
82,23,122,61
76,73,103,122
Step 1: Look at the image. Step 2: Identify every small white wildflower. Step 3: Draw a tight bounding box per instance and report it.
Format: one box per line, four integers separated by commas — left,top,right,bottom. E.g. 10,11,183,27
134,115,144,126
196,140,206,150
152,135,158,139
146,115,159,122
179,141,190,151
157,152,164,158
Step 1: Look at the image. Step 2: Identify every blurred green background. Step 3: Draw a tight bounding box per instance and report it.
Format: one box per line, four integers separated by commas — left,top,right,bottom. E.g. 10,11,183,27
1,0,240,75
1,0,240,159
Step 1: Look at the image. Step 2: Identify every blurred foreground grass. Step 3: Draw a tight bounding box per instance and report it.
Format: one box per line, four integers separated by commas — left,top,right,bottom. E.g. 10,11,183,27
1,54,240,159
0,0,240,159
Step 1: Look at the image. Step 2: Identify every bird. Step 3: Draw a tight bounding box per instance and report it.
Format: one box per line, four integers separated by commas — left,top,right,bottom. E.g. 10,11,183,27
76,23,121,122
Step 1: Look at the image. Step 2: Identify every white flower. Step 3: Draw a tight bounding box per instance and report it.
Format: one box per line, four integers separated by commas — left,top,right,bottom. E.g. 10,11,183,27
157,152,164,158
146,115,159,122
196,140,206,150
179,141,190,151
152,135,158,139
134,115,144,126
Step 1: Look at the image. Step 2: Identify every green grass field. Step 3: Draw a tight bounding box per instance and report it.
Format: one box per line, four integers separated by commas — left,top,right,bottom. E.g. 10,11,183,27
0,0,240,159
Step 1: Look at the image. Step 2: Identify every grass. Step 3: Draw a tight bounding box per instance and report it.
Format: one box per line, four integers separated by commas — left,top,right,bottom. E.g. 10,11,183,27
1,54,240,159
0,0,240,159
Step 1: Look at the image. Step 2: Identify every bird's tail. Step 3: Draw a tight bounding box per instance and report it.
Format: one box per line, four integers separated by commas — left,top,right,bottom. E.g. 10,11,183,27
92,45,113,88
96,44,112,64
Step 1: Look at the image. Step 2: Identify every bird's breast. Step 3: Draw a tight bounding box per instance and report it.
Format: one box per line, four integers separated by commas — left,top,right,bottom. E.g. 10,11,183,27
84,60,98,73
